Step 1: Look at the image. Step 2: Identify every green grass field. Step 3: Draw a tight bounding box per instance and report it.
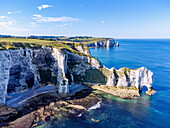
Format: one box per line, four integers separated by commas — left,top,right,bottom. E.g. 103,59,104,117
0,38,79,50
0,38,53,43
0,38,97,59
58,37,110,44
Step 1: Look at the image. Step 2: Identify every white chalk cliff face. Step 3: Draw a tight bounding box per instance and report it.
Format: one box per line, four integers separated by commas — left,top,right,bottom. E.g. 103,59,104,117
0,47,70,105
0,51,11,106
106,67,154,90
52,48,69,94
87,38,115,47
0,42,155,106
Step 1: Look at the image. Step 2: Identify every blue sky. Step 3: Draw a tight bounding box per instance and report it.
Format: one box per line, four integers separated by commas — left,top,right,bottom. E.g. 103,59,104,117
0,0,170,38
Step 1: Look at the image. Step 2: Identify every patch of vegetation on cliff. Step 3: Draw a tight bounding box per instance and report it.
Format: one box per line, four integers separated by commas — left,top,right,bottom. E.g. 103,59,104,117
91,85,140,99
62,41,89,51
73,68,107,84
117,67,131,78
59,46,97,60
99,67,112,77
114,86,138,90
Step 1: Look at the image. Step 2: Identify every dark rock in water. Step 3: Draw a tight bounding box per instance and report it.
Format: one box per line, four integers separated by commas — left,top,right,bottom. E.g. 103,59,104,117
3,113,35,128
44,116,51,122
0,106,19,123
67,95,100,109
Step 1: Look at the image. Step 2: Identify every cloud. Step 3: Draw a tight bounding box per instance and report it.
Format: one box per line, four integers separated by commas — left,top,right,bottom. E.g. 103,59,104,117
8,11,21,14
32,14,80,23
30,22,36,25
0,16,16,27
38,5,53,10
101,21,104,24
0,16,7,19
0,21,13,27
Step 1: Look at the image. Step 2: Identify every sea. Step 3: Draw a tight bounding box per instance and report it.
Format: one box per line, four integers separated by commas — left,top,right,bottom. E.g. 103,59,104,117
40,39,170,128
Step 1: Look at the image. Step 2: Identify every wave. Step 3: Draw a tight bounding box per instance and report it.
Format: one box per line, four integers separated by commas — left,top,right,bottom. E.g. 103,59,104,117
78,113,83,117
77,100,102,117
88,101,102,111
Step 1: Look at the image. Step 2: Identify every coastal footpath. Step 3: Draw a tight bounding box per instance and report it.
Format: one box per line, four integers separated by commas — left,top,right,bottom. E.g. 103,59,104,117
0,37,156,127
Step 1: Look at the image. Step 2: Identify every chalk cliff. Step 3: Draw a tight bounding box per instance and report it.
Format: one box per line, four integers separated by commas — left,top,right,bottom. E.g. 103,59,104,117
0,42,155,106
87,38,115,47
106,67,154,90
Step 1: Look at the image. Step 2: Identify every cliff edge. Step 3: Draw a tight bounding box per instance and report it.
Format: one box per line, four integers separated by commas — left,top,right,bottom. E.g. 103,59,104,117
0,38,155,106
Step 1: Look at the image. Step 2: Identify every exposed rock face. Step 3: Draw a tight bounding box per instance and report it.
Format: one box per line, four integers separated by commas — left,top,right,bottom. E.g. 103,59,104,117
8,49,40,92
67,55,154,91
0,47,70,105
0,51,11,106
0,106,19,123
106,67,154,90
3,113,35,128
74,44,90,55
0,43,155,106
52,48,69,94
87,38,115,47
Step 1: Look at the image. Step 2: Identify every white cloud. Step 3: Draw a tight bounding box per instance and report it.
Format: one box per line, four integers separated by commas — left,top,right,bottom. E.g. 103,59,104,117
0,16,7,19
0,16,16,28
8,11,21,14
101,21,104,24
32,14,80,23
30,22,36,25
0,21,13,27
38,5,53,10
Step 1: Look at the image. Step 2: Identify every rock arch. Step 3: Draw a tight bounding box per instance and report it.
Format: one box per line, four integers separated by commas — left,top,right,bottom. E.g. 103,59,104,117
140,84,152,91
140,84,156,95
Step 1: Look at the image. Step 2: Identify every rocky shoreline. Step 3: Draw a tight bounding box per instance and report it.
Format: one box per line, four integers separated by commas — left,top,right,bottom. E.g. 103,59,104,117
0,84,156,128
0,88,101,128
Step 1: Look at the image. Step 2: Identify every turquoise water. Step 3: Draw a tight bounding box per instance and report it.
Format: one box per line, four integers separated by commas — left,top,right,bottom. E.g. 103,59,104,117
89,39,170,128
45,39,170,128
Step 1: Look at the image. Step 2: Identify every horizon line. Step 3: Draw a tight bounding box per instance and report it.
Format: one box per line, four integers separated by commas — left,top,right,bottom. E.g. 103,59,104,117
0,34,170,39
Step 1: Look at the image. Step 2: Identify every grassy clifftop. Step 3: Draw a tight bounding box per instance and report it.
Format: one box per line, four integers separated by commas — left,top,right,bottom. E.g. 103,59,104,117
0,36,114,49
0,38,97,59
58,36,114,44
0,38,80,49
